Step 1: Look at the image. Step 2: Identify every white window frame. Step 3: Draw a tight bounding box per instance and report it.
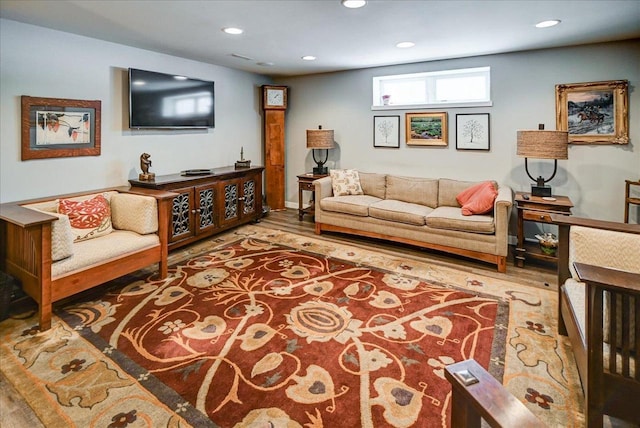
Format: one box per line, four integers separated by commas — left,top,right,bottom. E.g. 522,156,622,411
372,66,492,110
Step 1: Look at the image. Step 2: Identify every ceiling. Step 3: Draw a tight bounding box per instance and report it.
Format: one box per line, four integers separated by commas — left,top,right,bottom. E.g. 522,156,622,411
1,0,639,77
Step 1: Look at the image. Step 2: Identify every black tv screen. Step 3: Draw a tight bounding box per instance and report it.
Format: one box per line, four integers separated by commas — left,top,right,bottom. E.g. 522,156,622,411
129,68,214,129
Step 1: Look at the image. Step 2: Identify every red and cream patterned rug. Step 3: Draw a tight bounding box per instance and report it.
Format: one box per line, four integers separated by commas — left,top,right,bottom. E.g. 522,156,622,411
0,225,583,427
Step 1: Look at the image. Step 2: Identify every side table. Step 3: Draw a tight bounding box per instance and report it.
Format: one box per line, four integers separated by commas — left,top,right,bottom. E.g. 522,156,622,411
624,179,640,223
297,173,327,221
515,192,573,267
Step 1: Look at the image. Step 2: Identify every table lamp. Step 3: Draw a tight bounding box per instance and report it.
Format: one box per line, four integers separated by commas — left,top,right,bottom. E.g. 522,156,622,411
517,126,568,197
306,126,335,175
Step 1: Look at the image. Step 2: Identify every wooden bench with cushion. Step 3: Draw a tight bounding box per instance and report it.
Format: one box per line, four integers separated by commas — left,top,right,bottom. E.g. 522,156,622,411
552,215,640,427
0,186,175,331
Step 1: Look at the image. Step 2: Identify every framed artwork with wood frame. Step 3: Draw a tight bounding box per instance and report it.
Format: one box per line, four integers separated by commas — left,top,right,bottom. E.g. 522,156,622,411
405,112,447,146
21,96,101,160
555,80,628,145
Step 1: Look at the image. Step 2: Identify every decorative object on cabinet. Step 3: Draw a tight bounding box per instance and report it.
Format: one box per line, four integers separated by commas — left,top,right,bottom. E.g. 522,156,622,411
306,125,335,174
235,147,251,169
139,153,155,181
129,165,263,250
262,85,287,211
514,191,572,267
456,113,490,151
625,179,640,223
405,112,447,146
297,173,328,221
21,95,101,160
373,116,400,148
555,79,629,145
516,125,568,197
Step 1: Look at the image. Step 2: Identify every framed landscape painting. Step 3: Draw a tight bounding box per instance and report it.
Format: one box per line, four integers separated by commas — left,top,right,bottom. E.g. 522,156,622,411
555,80,628,145
456,113,490,151
373,115,400,148
405,112,447,146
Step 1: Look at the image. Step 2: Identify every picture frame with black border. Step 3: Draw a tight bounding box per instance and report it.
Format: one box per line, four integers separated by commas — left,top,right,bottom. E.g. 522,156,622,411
373,115,400,148
456,113,490,151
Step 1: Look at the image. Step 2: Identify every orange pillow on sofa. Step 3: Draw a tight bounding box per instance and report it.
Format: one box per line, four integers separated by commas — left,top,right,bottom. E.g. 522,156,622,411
456,181,498,216
58,194,112,242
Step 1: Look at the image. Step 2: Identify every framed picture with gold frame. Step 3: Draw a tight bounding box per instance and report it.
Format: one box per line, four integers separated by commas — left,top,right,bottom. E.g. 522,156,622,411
555,80,628,145
405,112,447,146
21,95,101,160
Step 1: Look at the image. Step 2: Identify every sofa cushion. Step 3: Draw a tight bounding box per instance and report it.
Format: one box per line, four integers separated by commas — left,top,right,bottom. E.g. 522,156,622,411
438,178,498,207
456,181,498,215
369,200,433,226
58,194,113,242
426,206,495,234
358,172,387,199
386,176,438,208
330,169,363,196
111,193,158,234
320,195,381,217
23,204,75,262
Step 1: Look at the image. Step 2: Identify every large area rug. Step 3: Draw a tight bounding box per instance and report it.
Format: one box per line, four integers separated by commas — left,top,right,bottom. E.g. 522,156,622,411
0,225,583,427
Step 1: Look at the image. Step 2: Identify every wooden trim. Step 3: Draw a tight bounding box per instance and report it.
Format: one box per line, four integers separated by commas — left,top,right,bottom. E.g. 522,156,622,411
315,222,507,272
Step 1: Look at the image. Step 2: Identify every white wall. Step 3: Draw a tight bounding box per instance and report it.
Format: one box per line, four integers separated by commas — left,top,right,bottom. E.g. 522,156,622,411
0,19,270,203
277,40,640,223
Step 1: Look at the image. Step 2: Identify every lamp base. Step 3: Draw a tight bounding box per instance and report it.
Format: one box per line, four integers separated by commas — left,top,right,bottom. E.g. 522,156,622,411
313,166,328,175
531,185,552,197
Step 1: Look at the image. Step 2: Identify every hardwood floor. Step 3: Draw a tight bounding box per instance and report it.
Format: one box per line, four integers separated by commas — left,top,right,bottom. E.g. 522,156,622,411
1,208,557,427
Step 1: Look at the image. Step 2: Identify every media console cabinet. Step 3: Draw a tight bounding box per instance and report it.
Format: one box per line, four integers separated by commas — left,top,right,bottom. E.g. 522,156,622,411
129,166,264,250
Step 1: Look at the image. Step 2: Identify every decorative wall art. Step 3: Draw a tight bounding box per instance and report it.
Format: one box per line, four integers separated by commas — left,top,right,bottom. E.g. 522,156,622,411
456,113,490,151
555,80,628,145
21,95,101,160
373,115,400,148
405,112,448,146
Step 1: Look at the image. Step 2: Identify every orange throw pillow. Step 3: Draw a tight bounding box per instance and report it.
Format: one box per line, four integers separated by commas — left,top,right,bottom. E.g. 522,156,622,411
456,181,498,216
58,194,112,241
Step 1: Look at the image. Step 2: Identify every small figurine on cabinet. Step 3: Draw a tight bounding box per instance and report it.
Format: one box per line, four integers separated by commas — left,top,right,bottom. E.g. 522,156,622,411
139,153,155,181
235,146,251,169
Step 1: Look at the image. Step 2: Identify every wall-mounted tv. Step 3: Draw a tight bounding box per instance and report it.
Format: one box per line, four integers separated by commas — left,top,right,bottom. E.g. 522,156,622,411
129,68,214,129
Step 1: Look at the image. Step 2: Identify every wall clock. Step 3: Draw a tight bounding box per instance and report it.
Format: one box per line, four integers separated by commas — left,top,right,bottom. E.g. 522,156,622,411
262,85,288,210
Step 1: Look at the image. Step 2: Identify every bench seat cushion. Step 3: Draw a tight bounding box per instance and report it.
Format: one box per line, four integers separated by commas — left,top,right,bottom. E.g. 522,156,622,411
369,199,433,226
426,206,495,234
52,230,159,278
319,195,382,217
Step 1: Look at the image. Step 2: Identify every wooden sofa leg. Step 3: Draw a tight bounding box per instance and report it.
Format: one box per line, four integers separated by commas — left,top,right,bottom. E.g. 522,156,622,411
497,256,506,273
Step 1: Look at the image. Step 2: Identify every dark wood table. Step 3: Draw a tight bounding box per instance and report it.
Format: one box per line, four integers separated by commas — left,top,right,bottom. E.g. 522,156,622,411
297,173,327,221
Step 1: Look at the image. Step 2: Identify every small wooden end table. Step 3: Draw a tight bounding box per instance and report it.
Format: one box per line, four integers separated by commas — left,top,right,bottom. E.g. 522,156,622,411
515,192,573,267
297,173,327,221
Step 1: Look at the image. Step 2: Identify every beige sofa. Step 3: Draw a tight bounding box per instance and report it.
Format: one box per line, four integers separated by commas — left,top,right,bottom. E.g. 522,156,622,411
0,187,175,330
314,173,513,272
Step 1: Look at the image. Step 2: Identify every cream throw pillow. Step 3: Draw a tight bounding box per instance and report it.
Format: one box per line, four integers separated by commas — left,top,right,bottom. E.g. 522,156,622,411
330,169,364,196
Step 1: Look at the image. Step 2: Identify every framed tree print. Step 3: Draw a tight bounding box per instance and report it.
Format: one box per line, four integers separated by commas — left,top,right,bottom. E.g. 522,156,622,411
373,115,400,148
456,113,490,151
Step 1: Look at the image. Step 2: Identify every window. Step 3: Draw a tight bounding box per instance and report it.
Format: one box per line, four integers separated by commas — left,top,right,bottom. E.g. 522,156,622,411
372,67,491,109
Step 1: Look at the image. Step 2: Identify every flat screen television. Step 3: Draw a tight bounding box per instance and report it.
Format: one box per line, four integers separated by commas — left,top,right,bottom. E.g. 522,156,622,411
129,68,214,129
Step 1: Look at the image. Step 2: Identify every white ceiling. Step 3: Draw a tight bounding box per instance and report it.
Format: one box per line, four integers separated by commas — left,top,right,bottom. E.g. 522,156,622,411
1,0,639,77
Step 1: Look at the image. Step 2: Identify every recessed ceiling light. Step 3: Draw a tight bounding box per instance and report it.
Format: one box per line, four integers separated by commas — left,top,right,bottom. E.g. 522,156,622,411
342,0,367,8
222,27,244,35
173,75,187,80
396,41,415,48
535,20,561,28
302,55,316,61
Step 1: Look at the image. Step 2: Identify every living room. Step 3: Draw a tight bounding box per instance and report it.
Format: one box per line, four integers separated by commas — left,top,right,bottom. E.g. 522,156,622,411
1,1,639,427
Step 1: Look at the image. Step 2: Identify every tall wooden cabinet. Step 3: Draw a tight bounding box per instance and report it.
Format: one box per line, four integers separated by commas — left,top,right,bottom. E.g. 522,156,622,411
130,166,263,250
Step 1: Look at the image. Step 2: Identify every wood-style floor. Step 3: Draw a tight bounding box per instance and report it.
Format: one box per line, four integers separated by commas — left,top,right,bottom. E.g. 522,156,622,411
0,208,557,427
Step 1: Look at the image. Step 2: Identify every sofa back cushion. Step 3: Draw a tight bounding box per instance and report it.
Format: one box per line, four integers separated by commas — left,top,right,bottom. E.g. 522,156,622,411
58,193,113,242
438,179,498,207
385,176,438,208
358,172,386,199
330,169,364,196
111,193,158,234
